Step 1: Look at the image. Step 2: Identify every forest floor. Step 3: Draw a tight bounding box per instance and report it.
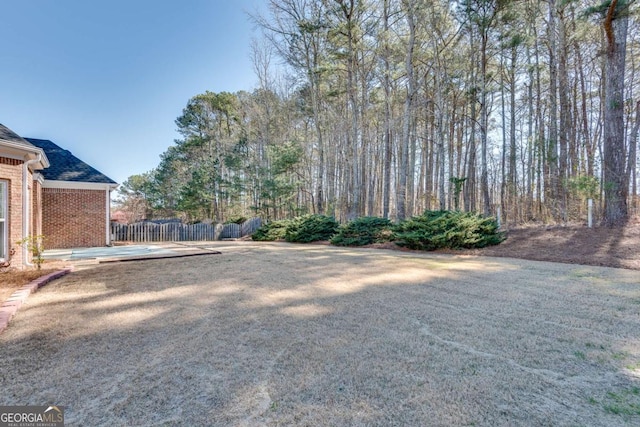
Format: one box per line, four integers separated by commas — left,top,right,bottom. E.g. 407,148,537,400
1,242,639,425
367,216,640,271
443,217,640,271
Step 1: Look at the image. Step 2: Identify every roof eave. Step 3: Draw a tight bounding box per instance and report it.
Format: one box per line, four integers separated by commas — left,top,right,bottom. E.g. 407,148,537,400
0,140,50,169
43,179,118,191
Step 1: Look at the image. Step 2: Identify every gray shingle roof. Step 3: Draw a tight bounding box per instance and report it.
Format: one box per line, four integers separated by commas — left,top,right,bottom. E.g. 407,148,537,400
25,138,117,184
0,123,38,149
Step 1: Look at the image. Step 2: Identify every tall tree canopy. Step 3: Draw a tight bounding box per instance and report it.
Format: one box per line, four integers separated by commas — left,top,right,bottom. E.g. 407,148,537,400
118,0,640,226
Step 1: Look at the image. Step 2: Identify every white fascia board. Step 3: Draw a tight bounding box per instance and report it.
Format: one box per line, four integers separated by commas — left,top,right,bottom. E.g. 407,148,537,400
0,151,25,161
0,141,49,168
43,180,118,191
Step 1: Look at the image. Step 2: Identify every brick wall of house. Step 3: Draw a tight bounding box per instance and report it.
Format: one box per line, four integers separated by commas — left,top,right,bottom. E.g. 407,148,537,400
43,188,107,249
32,178,42,238
0,157,26,268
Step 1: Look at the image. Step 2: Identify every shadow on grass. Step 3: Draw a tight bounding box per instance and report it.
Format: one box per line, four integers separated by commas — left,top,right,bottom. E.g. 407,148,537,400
0,243,638,426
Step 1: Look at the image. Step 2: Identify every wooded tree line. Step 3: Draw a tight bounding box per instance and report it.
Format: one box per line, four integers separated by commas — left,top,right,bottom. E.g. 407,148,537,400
116,0,639,226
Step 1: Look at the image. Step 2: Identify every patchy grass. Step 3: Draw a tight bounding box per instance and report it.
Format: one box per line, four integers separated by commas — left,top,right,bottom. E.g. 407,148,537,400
574,350,587,360
602,388,640,417
0,242,639,425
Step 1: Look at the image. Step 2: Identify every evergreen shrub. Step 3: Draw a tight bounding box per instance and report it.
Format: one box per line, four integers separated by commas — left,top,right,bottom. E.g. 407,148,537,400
331,216,394,246
251,219,293,241
394,210,505,250
225,216,248,225
284,214,339,243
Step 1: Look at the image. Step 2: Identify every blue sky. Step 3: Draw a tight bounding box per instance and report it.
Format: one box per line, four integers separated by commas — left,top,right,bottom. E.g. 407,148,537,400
0,0,265,185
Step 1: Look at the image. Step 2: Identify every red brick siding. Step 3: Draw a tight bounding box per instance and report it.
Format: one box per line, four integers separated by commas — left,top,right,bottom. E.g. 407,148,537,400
43,188,106,249
0,158,22,166
32,179,42,237
0,157,26,267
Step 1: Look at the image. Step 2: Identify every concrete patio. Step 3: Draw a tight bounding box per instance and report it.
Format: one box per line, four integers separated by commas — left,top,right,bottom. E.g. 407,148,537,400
43,242,221,263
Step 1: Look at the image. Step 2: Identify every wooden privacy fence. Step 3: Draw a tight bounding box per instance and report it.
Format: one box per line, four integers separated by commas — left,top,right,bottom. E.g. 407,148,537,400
111,218,262,243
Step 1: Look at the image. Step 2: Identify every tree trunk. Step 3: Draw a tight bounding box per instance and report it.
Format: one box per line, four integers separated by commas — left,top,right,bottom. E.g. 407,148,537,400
558,6,570,221
575,29,594,177
465,72,477,212
626,100,639,212
547,0,559,220
382,0,392,219
480,30,491,216
525,40,535,220
500,51,507,223
602,0,629,225
509,41,518,222
397,0,417,221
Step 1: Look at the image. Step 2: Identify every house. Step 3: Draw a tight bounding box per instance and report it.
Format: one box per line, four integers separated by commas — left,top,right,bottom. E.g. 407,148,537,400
0,123,117,269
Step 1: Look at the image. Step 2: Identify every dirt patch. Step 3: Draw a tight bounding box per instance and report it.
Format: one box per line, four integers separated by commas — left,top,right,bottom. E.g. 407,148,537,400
455,221,640,270
0,261,69,302
363,220,640,271
0,242,638,425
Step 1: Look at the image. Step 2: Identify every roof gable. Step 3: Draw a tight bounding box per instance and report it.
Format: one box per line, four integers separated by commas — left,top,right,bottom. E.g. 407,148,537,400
0,124,49,168
0,123,36,148
25,138,117,185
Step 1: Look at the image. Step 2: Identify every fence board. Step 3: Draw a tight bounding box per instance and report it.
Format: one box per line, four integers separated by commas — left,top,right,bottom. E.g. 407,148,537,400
111,219,262,243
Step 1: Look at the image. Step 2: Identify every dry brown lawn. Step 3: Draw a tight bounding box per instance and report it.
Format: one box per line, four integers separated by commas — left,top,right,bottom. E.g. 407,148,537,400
1,242,639,426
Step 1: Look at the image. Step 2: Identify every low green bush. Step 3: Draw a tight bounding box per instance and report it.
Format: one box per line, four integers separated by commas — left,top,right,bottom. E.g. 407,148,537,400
394,210,504,250
421,210,450,222
251,219,293,241
253,211,504,250
225,216,248,225
331,216,394,246
285,214,339,243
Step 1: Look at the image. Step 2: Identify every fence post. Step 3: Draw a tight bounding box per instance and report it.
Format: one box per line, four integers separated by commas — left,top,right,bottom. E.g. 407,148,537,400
588,198,593,228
